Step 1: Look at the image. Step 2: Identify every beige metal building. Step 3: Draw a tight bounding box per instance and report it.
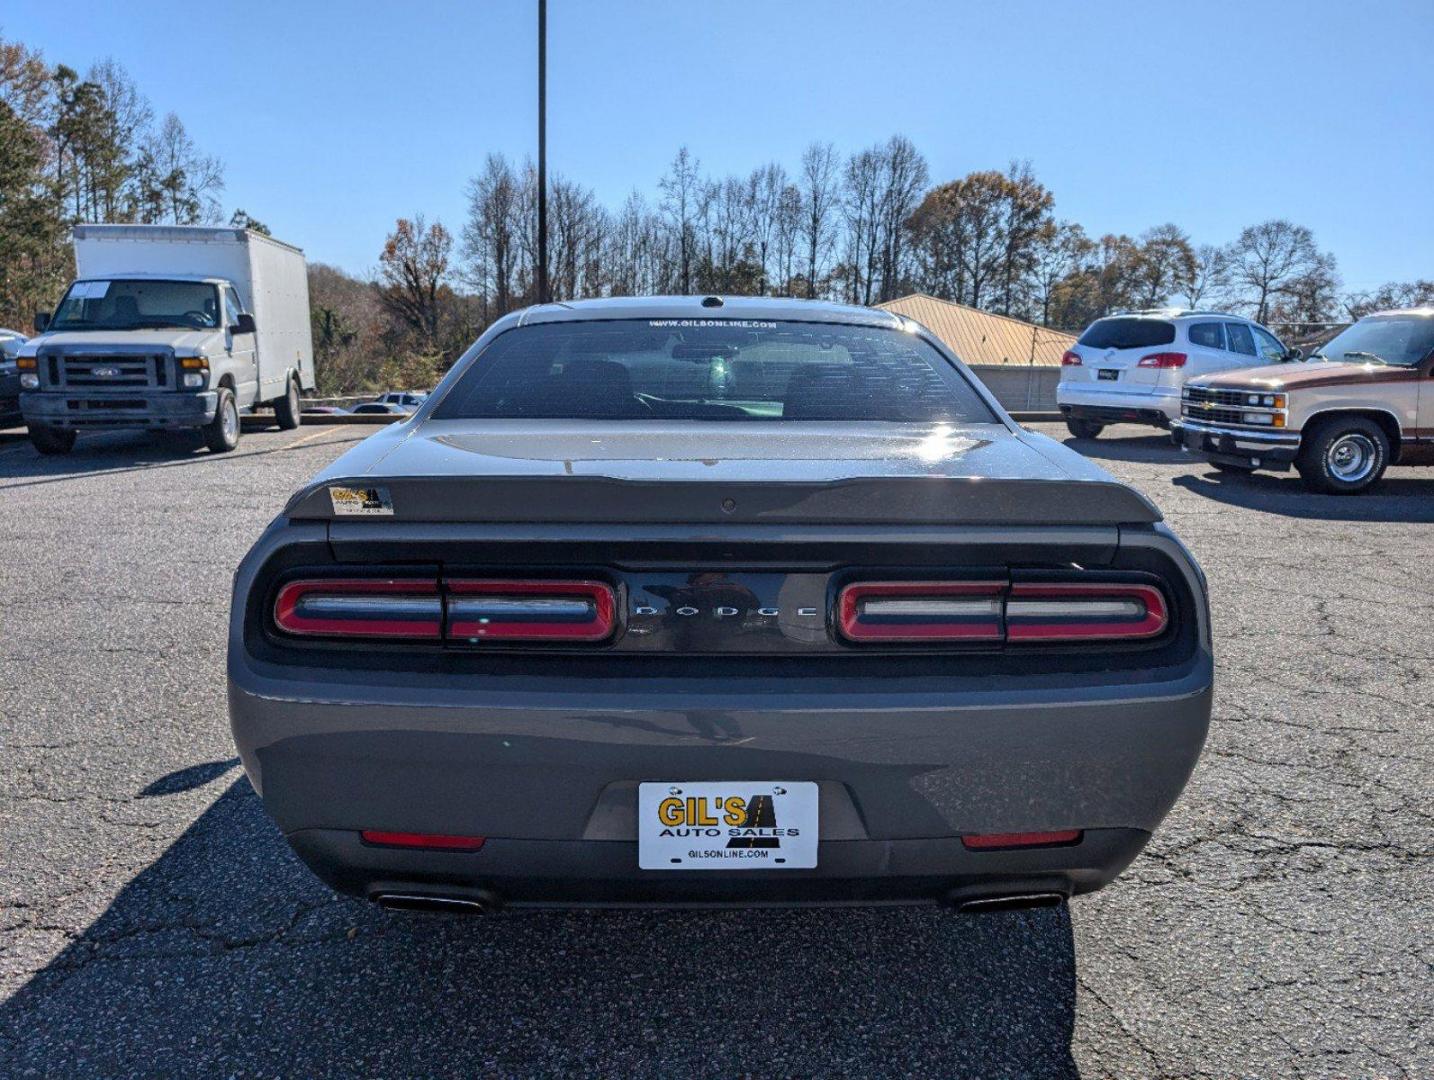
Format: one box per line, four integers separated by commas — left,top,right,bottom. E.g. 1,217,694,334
877,293,1075,367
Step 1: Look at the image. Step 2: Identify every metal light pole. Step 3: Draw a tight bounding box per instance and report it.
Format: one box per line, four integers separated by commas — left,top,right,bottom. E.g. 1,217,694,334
536,0,549,305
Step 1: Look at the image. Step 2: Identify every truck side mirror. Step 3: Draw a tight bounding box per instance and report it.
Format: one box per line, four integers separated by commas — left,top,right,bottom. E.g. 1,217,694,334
231,312,256,335
33,312,50,333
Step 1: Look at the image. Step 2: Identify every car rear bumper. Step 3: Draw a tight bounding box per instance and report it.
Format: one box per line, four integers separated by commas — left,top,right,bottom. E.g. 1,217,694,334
289,826,1153,909
20,389,217,430
1056,385,1180,425
229,662,1212,907
1174,418,1301,470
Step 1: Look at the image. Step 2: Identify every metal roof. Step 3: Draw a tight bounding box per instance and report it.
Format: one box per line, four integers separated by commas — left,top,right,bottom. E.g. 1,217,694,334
876,294,1076,367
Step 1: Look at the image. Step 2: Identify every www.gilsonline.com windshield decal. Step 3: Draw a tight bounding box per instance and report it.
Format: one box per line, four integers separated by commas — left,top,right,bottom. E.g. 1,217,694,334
648,319,778,329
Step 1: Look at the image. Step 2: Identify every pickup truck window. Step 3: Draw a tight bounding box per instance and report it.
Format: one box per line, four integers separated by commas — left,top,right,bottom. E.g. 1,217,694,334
433,320,998,423
1318,315,1434,367
51,279,221,331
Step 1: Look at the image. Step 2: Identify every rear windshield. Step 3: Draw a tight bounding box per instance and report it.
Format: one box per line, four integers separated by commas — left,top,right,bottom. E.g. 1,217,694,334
1078,318,1176,350
432,319,998,423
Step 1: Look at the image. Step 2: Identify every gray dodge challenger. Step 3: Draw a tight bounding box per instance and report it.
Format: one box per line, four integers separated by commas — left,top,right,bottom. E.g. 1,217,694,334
228,296,1211,914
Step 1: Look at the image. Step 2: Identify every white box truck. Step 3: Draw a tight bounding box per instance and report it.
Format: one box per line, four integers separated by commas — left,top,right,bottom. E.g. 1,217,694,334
17,224,315,454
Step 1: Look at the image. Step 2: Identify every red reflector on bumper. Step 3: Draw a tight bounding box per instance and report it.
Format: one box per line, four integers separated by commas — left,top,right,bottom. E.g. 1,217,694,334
961,830,1082,850
359,831,487,852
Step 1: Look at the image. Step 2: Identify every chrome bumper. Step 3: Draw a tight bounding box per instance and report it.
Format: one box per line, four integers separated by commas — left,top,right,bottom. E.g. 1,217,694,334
1175,416,1300,446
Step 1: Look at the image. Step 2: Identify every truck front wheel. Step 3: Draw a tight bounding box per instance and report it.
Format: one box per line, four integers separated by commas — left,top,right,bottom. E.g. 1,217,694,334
204,388,240,453
1296,416,1389,495
274,376,301,430
28,424,77,455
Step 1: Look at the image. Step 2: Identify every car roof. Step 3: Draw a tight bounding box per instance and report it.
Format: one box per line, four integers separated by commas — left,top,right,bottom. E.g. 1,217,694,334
1363,306,1434,319
1097,309,1254,322
510,295,904,329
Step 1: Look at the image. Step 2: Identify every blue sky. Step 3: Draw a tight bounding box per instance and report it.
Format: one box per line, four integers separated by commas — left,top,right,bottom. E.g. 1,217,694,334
6,0,1431,291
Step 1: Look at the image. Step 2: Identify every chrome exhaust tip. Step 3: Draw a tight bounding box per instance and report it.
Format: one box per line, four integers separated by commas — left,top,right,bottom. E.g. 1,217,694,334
955,892,1065,914
373,891,501,915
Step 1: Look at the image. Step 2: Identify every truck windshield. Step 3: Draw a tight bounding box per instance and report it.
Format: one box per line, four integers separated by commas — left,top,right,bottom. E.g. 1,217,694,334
432,319,998,423
1316,315,1434,367
50,280,221,331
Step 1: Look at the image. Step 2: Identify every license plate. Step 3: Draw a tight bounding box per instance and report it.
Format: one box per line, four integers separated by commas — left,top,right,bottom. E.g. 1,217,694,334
1097,368,1119,380
638,781,818,869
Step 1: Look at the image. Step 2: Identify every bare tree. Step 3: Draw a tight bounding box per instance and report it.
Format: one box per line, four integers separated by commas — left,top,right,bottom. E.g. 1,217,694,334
1024,221,1091,327
842,146,884,305
659,147,702,294
798,141,839,299
136,112,223,224
874,135,928,302
1343,278,1434,319
461,154,522,316
1225,220,1329,324
1183,244,1229,308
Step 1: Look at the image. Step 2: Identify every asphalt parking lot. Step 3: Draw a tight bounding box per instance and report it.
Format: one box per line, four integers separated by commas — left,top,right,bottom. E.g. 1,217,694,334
0,419,1429,1078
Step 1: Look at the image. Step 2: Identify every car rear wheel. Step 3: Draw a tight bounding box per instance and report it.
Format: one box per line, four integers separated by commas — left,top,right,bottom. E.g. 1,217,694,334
1296,416,1388,495
274,377,302,430
28,424,76,455
204,387,240,453
1066,419,1104,440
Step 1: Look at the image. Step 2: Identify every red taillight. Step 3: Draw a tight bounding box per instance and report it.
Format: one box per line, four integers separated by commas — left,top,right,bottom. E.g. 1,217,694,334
446,579,616,642
1060,350,1082,366
273,579,442,639
962,830,1082,850
1137,351,1187,368
838,581,1005,642
838,579,1169,645
1005,582,1167,642
360,830,486,852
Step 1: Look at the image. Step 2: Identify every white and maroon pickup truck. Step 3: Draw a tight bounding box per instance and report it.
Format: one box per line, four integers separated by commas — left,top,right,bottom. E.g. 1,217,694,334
1174,308,1434,494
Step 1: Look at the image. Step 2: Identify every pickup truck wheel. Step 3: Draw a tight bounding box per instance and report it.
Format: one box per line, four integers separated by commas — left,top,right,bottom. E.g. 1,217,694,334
1066,419,1104,440
1296,417,1388,495
204,388,240,453
28,424,77,455
274,377,301,430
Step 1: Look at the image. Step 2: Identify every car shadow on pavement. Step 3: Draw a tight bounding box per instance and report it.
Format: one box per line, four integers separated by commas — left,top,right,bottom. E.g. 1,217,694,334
1057,432,1183,465
1172,470,1434,522
0,779,1080,1078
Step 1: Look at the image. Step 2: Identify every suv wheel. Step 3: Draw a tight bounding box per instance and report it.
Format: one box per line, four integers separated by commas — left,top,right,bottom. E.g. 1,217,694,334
1296,416,1389,495
204,387,240,453
274,377,301,430
1066,419,1104,440
28,424,77,455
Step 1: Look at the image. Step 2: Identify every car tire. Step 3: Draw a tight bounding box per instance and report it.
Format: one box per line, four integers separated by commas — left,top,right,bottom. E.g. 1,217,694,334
28,424,76,455
1212,461,1255,475
1296,416,1389,495
1066,419,1104,440
274,377,301,430
204,387,240,453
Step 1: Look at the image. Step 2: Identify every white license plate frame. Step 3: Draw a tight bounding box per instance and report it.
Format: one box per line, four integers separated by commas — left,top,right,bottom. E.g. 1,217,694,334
637,781,819,870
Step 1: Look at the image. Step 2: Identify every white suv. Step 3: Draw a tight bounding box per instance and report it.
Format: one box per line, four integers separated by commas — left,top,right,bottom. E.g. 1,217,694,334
1057,310,1291,439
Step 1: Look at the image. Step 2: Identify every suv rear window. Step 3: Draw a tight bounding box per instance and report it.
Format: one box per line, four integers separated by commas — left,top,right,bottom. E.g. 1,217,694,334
432,320,998,423
1078,318,1176,349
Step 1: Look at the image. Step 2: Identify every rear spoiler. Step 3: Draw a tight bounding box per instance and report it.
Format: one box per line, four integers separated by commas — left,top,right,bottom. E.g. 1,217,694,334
285,475,1162,526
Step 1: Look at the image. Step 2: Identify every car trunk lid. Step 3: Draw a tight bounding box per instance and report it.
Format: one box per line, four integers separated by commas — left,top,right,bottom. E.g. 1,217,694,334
285,420,1160,527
